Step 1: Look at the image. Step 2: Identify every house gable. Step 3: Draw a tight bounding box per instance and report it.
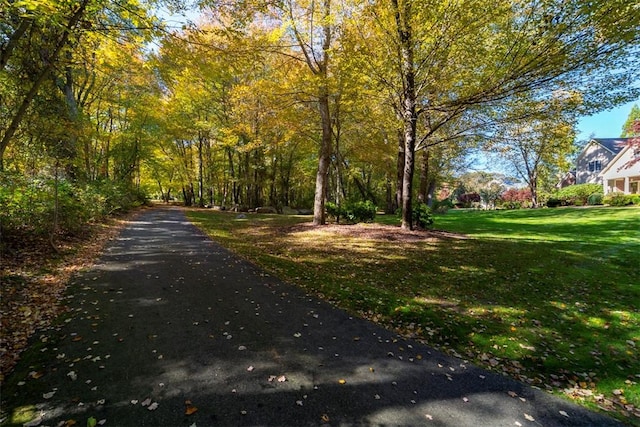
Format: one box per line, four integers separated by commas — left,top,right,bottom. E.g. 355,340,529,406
575,138,629,185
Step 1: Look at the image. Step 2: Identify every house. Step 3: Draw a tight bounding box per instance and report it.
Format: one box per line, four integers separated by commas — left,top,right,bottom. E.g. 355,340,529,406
556,170,576,189
575,138,630,185
600,144,640,195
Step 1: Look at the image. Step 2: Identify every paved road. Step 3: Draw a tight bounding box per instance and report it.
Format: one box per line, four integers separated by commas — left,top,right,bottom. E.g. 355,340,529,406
1,207,622,426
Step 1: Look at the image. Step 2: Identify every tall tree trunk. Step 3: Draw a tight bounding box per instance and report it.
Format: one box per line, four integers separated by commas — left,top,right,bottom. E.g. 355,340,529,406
313,89,332,225
393,0,418,230
197,136,204,207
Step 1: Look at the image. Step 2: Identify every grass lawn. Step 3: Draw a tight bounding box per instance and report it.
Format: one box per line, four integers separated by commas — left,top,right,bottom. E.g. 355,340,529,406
186,206,640,423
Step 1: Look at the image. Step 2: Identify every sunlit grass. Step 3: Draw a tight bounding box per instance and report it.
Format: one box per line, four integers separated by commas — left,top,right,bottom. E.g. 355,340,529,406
187,206,640,423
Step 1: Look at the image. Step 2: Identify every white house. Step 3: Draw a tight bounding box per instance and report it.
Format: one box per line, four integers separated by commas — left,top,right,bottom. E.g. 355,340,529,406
600,144,640,195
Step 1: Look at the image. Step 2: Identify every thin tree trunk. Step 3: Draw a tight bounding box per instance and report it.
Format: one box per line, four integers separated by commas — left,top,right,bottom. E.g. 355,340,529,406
395,130,404,213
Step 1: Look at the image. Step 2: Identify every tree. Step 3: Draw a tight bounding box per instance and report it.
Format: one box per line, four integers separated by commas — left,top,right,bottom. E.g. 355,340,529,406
355,0,640,228
490,93,578,207
621,104,640,137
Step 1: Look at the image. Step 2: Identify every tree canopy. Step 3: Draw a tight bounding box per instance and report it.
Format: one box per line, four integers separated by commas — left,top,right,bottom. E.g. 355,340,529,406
1,0,639,237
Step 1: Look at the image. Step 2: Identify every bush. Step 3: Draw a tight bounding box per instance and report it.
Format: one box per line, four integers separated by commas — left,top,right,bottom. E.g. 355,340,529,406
603,193,636,206
412,203,434,229
326,201,342,221
326,200,377,223
432,198,453,214
546,198,563,208
554,183,603,206
0,171,147,242
501,201,522,210
587,193,603,206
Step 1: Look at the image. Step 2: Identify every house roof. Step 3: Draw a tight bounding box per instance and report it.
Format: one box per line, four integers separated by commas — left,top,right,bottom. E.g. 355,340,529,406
589,138,630,154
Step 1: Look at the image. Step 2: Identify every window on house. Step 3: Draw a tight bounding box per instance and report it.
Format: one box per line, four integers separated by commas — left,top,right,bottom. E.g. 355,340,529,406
588,160,602,172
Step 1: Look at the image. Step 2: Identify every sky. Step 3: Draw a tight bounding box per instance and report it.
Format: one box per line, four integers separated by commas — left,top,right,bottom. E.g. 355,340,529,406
576,100,638,142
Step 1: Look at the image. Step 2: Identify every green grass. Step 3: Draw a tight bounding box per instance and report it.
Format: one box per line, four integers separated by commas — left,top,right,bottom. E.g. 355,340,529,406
186,206,640,423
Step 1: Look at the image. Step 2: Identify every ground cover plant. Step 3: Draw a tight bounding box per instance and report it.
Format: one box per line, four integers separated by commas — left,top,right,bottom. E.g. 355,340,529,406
187,206,640,423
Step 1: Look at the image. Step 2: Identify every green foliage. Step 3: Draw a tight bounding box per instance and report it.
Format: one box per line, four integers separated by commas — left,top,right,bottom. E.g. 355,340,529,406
326,200,377,223
553,183,603,205
0,171,146,241
432,198,453,214
603,193,638,206
412,202,434,229
587,193,603,206
325,201,342,221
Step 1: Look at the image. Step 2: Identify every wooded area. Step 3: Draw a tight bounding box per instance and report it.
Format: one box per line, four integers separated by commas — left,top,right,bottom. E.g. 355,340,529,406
1,0,639,241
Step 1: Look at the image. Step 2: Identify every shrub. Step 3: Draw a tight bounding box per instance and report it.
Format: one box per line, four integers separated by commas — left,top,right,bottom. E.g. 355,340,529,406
603,193,635,206
501,201,522,210
0,171,147,243
412,203,434,229
432,198,453,214
587,193,603,206
554,183,603,206
546,198,563,208
326,201,342,222
326,200,377,223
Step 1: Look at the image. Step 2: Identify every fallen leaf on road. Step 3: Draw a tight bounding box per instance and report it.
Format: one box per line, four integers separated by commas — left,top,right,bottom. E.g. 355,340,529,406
338,379,346,384
43,391,56,399
559,410,569,417
148,402,159,411
277,375,286,382
141,398,152,406
87,416,97,427
30,371,44,379
185,405,198,415
524,413,535,421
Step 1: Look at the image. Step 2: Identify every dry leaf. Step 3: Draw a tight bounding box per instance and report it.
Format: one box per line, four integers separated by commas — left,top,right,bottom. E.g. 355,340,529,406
524,413,535,421
338,379,346,384
277,375,286,382
185,406,198,415
141,398,152,406
148,402,159,411
43,391,56,399
559,410,569,417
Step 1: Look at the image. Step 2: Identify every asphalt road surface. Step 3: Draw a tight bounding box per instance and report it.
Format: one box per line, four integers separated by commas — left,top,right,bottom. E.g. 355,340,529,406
1,207,623,426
